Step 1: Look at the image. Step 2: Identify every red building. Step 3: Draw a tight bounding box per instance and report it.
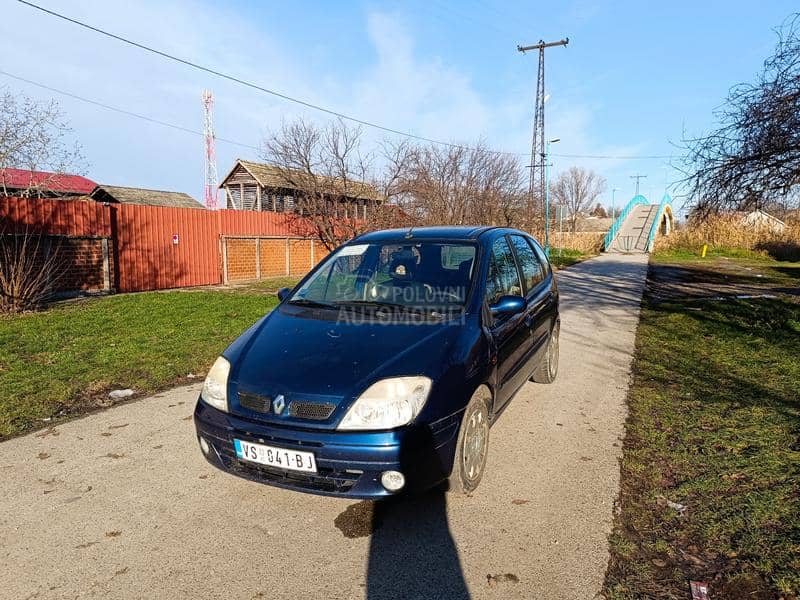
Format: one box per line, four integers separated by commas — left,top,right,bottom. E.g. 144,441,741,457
0,167,97,198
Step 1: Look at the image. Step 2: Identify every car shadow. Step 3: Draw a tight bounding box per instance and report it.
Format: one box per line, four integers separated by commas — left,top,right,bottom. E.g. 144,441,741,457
366,489,470,600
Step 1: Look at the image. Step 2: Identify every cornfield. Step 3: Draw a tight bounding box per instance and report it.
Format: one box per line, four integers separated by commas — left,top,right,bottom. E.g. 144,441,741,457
654,215,800,261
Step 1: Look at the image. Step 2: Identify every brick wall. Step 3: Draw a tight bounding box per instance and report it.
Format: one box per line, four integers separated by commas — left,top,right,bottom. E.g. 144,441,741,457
288,239,312,275
259,239,286,277
314,241,330,264
54,237,110,292
225,238,258,281
224,236,328,282
0,234,110,296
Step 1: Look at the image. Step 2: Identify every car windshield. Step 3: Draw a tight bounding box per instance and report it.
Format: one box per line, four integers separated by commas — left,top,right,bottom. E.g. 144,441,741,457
289,241,477,310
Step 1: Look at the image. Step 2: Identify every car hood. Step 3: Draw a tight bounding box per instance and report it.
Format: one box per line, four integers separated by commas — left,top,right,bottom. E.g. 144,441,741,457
225,306,460,427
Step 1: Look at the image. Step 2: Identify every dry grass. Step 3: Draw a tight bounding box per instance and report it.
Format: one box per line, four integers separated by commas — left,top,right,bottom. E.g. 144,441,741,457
655,215,800,261
530,230,604,254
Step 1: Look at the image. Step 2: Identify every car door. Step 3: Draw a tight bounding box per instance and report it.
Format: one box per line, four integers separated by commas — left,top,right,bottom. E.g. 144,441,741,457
508,234,553,371
484,236,532,409
527,237,558,361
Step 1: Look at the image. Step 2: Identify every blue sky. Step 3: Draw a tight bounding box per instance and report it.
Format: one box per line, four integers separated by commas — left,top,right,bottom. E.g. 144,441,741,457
2,0,797,215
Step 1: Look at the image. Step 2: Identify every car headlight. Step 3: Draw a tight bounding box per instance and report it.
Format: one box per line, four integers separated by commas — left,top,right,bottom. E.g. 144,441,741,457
338,376,432,430
201,356,231,412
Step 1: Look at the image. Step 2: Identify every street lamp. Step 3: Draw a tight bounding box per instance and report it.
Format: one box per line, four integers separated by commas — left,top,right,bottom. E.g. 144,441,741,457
612,187,619,221
544,138,560,257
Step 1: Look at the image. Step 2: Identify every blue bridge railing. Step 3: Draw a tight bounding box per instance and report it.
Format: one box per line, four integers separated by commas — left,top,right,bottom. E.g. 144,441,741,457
603,194,649,251
645,193,672,252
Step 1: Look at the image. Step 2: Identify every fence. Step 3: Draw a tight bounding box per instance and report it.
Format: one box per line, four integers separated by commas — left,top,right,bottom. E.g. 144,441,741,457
0,197,327,294
222,236,329,282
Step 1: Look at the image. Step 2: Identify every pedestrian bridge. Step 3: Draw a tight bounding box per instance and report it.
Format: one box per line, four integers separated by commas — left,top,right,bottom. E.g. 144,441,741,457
603,194,674,253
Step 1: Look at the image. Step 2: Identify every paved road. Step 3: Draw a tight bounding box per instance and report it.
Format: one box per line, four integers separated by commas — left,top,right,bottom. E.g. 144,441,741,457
0,253,649,600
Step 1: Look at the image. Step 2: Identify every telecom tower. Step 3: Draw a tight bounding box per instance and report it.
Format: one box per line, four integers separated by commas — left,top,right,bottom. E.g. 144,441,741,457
517,38,568,217
202,90,220,210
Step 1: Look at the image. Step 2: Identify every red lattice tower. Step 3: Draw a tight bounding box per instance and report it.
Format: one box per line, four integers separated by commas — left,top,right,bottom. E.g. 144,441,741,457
202,90,220,209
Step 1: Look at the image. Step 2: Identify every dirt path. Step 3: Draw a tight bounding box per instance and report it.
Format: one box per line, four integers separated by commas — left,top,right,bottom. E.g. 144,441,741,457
0,253,649,600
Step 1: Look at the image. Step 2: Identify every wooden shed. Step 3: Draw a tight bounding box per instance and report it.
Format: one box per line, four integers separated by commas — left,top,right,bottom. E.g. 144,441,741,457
219,159,382,218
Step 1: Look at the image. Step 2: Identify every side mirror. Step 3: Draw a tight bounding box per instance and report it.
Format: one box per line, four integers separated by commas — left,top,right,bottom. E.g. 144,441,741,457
277,287,291,302
489,295,525,318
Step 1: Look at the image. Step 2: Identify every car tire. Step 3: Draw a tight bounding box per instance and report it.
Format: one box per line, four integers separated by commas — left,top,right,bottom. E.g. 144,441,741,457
447,389,491,495
531,320,559,384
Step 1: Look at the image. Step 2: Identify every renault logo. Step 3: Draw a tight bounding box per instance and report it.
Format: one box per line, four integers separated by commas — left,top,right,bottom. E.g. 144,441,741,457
272,394,286,415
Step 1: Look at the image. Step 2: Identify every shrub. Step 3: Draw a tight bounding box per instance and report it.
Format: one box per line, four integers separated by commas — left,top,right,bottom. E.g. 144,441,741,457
0,233,64,313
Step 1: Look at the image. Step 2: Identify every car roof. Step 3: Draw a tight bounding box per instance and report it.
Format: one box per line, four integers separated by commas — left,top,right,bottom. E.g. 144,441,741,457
353,225,508,244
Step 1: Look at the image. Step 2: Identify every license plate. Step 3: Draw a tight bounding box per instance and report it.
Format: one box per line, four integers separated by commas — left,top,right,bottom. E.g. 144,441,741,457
234,439,317,473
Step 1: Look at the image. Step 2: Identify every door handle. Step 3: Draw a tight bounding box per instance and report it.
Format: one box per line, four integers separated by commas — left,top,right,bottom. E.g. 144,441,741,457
524,314,534,327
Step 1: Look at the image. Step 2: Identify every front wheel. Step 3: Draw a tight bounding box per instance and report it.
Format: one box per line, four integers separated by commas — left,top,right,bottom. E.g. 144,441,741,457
447,390,490,495
531,320,559,384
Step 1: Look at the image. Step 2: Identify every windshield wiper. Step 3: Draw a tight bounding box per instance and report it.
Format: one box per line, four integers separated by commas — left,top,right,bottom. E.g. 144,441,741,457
287,298,337,310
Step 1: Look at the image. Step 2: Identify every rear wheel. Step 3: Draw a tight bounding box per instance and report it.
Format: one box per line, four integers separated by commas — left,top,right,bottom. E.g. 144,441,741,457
532,320,559,384
447,390,490,495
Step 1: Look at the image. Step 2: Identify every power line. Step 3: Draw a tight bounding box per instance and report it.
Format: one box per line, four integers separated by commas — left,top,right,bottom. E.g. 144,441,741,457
1,68,676,162
553,152,673,160
16,0,522,155
14,1,678,163
3,67,681,166
0,69,259,151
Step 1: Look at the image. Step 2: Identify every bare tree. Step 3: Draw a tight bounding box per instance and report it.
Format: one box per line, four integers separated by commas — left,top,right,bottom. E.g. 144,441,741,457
398,142,527,228
550,166,607,232
680,14,800,216
0,89,85,197
262,119,405,250
263,119,531,247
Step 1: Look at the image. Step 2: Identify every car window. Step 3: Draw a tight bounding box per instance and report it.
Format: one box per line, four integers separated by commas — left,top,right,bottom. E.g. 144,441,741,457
300,248,366,302
509,235,545,294
441,245,475,272
485,237,523,305
292,242,476,307
529,239,551,276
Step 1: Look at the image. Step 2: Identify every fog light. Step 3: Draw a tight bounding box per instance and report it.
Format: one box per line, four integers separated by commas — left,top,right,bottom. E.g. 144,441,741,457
199,436,210,455
381,470,405,492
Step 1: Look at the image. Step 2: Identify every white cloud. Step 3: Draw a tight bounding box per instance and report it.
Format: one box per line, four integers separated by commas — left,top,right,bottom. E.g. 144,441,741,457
0,1,664,205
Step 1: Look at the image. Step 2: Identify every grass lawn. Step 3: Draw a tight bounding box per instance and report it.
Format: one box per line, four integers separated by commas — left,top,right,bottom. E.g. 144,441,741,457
604,254,800,599
549,247,595,269
221,276,301,294
0,287,286,440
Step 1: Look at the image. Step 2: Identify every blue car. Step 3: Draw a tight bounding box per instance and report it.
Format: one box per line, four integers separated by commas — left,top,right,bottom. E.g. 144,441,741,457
195,226,559,498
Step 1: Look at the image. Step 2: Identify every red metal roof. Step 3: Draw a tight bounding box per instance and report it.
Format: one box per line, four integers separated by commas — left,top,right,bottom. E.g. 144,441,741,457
0,168,97,195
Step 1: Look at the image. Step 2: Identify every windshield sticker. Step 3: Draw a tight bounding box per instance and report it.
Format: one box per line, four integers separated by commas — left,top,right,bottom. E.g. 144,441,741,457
337,244,368,257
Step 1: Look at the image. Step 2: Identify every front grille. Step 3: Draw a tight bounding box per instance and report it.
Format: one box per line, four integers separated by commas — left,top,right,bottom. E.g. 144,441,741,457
232,460,360,493
205,432,362,493
238,391,271,414
289,401,336,421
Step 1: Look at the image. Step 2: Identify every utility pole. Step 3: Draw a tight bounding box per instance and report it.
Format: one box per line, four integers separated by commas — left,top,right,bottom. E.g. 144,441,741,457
518,37,568,232
630,173,647,197
543,137,560,256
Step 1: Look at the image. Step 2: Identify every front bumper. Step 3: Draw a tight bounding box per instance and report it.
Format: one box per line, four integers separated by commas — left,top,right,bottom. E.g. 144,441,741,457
194,399,462,499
